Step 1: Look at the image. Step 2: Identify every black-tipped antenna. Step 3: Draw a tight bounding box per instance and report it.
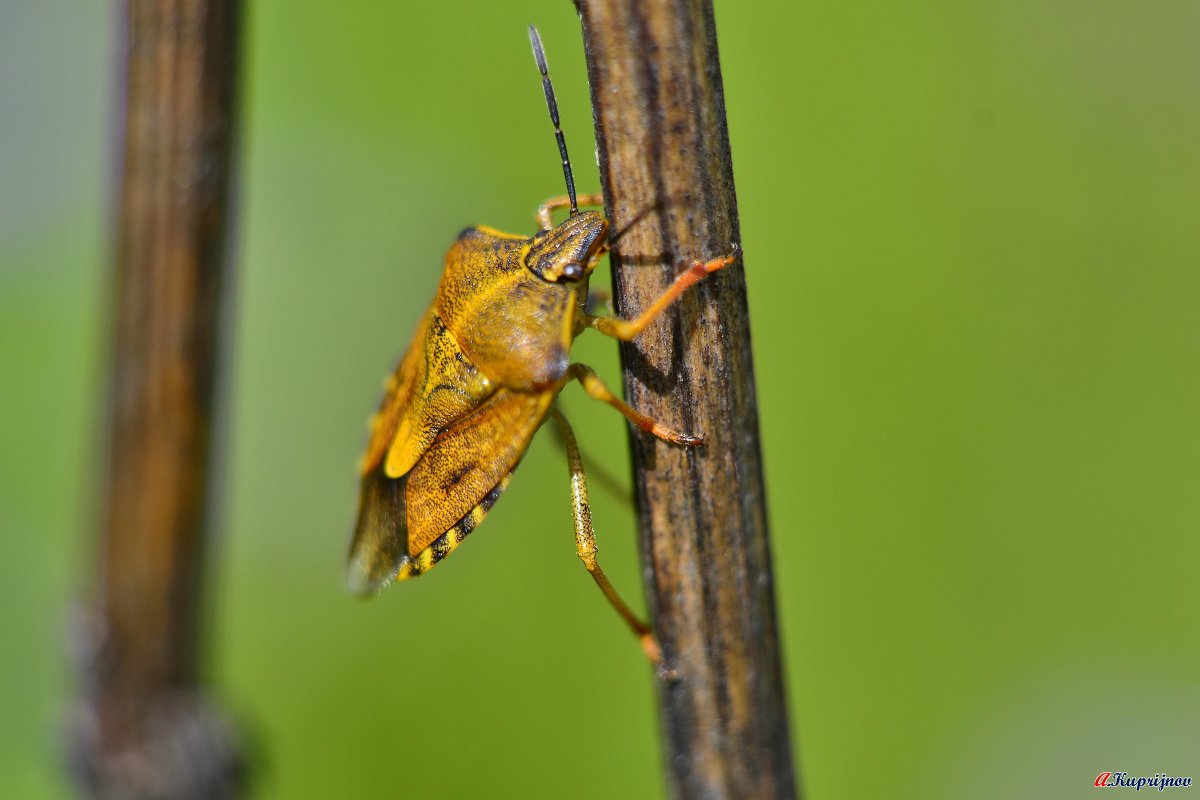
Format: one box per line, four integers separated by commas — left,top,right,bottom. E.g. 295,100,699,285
528,25,578,216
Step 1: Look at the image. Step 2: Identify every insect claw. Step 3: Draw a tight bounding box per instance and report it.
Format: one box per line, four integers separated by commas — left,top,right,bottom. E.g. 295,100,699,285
640,631,678,682
642,634,679,682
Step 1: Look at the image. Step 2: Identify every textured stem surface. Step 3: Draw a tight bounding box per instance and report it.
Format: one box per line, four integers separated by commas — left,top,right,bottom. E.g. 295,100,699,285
577,2,800,799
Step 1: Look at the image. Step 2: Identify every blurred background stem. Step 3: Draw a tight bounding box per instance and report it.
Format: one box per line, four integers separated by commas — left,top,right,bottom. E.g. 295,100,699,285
68,1,245,797
577,2,799,798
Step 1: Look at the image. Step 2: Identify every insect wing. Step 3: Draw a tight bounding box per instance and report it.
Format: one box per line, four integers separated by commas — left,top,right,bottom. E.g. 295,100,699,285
359,312,428,477
347,465,409,596
347,314,427,596
405,388,552,556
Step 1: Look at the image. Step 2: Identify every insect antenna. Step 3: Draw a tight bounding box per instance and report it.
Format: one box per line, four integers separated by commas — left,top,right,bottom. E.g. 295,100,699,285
528,25,578,216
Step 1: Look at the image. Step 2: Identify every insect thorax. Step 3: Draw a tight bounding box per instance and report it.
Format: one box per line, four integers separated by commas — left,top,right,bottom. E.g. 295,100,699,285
435,227,579,390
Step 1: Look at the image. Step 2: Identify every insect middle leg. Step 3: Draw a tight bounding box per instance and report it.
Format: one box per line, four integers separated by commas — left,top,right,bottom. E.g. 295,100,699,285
550,407,670,673
586,246,740,341
567,363,703,445
536,192,605,230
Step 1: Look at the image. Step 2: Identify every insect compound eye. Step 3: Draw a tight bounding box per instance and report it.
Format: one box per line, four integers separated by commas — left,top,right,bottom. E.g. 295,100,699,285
559,262,585,281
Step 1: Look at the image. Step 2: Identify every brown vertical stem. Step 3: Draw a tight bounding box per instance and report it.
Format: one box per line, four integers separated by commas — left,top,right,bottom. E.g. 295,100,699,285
69,1,245,797
577,2,799,799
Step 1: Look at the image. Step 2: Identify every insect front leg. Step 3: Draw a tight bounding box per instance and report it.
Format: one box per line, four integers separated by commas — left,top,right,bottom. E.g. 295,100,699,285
550,408,674,678
586,246,740,341
567,363,703,446
536,192,605,230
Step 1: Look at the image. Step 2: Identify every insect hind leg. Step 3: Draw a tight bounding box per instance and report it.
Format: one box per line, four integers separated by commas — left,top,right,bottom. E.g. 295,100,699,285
551,407,673,677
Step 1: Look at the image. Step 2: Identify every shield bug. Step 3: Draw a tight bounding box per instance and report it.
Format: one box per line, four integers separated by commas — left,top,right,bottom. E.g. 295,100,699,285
347,26,738,669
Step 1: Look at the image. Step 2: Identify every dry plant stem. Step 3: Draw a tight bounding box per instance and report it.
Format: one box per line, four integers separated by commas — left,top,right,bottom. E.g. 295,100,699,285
577,2,799,799
69,1,244,797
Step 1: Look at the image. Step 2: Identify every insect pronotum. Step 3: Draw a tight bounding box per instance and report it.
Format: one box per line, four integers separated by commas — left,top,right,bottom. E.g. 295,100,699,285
347,25,738,671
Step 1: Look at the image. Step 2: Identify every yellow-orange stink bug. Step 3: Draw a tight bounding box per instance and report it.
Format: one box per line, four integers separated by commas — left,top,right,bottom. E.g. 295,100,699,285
347,26,737,668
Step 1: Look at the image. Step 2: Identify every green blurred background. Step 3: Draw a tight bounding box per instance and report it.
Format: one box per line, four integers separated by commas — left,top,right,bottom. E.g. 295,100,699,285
3,1,1198,798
